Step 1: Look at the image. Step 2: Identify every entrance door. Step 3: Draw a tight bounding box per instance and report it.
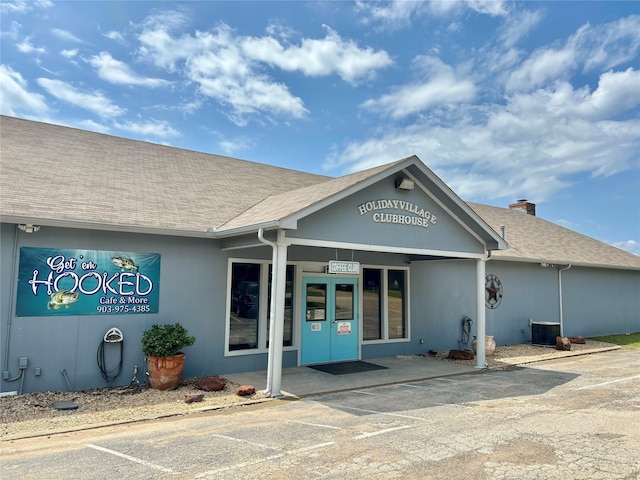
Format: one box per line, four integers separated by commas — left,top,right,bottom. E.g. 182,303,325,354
300,276,358,364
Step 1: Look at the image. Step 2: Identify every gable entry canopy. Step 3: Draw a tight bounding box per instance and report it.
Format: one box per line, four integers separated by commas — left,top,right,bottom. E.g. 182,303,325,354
208,156,508,397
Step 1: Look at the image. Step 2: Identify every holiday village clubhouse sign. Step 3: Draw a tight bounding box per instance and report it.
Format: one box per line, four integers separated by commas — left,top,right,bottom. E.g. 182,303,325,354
16,247,160,317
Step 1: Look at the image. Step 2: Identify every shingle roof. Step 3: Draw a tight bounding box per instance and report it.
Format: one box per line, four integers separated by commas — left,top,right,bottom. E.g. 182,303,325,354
2,115,638,270
214,158,409,232
469,203,640,270
0,115,329,232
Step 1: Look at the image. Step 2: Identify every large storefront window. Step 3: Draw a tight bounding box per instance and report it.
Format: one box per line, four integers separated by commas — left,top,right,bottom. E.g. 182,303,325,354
229,261,294,352
229,263,261,351
363,267,407,341
388,269,407,339
363,269,382,340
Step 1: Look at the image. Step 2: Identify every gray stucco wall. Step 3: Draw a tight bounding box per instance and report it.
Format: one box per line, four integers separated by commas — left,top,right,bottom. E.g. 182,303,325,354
407,259,478,353
484,261,561,345
0,223,249,394
562,266,640,336
290,178,484,255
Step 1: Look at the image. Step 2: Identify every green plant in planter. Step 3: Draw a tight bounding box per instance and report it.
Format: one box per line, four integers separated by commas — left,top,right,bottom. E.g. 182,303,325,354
141,322,196,358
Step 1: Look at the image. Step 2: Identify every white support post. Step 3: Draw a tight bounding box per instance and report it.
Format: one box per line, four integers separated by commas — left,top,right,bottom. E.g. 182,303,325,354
261,233,278,396
475,257,487,369
270,230,288,397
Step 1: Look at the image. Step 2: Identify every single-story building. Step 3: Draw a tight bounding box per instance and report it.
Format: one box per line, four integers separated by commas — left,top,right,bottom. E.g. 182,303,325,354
2,115,639,395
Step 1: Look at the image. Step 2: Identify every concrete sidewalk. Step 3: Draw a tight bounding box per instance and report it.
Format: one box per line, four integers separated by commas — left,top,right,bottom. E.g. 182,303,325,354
224,355,478,398
225,342,622,398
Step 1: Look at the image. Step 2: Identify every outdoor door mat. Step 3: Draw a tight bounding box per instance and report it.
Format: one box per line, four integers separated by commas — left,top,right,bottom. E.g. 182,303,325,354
308,361,388,375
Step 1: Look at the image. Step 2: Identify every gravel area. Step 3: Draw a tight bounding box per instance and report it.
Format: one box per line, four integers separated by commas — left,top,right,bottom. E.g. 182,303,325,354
1,340,618,439
1,377,269,439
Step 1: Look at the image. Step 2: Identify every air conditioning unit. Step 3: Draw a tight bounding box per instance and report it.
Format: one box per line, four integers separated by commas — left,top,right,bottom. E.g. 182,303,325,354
531,322,561,346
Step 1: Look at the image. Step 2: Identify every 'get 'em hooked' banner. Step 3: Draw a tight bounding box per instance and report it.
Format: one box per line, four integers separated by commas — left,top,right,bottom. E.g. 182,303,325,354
16,247,161,317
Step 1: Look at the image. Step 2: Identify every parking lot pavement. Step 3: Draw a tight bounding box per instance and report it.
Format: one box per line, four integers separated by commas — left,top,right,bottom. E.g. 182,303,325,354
2,349,639,479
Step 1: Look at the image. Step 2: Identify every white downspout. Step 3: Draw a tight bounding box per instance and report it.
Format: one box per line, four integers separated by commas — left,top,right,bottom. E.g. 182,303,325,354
475,256,487,369
558,264,572,337
257,228,278,396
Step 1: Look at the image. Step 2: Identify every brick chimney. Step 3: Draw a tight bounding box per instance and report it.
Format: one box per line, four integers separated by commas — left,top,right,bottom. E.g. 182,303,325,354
509,199,536,216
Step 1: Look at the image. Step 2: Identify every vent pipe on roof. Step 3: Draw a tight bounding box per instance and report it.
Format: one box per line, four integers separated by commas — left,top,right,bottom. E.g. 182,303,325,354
509,199,536,216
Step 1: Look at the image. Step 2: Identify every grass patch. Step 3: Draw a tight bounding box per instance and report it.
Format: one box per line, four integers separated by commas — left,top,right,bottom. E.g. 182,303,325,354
589,332,640,350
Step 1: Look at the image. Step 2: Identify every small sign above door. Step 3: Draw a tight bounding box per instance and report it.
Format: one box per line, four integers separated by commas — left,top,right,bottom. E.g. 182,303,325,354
328,260,360,275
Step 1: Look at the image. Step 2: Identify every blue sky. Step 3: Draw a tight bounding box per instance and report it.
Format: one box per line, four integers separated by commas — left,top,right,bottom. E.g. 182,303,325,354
1,0,639,255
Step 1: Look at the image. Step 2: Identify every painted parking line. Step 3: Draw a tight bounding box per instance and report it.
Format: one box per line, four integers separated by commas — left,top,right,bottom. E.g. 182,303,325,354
288,420,342,430
576,374,640,390
195,441,335,478
85,444,175,474
353,425,412,439
325,404,426,421
212,434,279,450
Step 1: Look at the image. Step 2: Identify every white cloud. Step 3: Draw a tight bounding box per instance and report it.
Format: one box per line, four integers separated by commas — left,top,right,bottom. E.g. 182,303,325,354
135,12,392,124
326,73,640,203
17,36,46,54
505,16,640,93
355,0,509,30
611,240,640,256
113,119,179,138
104,31,125,43
51,28,82,43
575,15,640,72
362,56,475,118
0,0,52,14
60,49,78,59
572,68,640,120
88,52,170,88
2,21,22,41
466,0,509,16
241,24,393,84
505,45,575,92
37,78,126,119
498,9,543,48
0,64,49,115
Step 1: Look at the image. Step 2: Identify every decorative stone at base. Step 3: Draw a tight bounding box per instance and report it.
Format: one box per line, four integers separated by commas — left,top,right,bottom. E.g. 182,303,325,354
448,349,475,360
197,376,226,392
237,385,255,396
184,394,204,403
556,336,571,351
567,336,585,344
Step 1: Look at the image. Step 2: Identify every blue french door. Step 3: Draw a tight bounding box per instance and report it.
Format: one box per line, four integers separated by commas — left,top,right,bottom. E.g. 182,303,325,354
300,276,359,365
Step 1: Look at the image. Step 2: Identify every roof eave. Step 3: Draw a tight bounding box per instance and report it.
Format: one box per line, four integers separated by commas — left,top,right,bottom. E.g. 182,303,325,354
208,220,286,238
0,215,213,239
489,254,640,271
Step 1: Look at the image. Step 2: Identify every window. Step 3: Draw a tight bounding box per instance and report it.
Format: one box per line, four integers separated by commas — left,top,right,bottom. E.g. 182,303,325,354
335,283,354,320
363,267,408,341
229,263,260,351
228,261,295,353
363,269,382,340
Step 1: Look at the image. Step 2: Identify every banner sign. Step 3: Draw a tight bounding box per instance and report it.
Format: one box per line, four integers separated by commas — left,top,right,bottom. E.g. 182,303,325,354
16,247,160,317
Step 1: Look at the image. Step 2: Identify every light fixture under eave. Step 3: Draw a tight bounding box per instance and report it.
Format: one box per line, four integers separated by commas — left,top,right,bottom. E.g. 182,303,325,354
18,224,40,234
395,177,415,191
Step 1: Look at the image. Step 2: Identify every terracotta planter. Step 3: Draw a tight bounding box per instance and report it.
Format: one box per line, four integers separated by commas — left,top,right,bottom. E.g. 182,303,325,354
147,353,185,390
471,335,496,356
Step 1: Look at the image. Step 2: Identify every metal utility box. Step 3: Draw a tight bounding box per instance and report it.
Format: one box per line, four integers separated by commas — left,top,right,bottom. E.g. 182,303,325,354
531,322,561,346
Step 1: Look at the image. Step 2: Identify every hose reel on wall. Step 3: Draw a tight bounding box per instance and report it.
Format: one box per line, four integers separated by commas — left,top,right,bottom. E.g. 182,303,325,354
97,327,124,383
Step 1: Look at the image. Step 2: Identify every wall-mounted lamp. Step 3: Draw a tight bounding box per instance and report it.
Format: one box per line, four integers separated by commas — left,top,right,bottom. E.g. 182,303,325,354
18,224,40,234
540,262,553,268
395,177,415,191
